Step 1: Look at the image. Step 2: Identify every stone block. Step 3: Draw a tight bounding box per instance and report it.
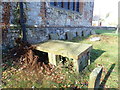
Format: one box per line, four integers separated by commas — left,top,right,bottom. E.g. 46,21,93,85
91,30,96,35
66,32,74,40
78,52,89,71
73,59,80,72
49,33,59,40
73,55,89,72
83,30,88,37
48,53,57,66
86,30,91,36
59,34,66,40
72,31,77,37
72,50,91,72
83,29,91,36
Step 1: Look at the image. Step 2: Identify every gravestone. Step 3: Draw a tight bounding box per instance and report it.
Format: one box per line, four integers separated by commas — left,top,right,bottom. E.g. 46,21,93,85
83,30,87,37
49,33,59,40
88,66,103,89
116,25,119,34
66,32,74,40
86,30,91,36
59,33,66,40
91,30,96,35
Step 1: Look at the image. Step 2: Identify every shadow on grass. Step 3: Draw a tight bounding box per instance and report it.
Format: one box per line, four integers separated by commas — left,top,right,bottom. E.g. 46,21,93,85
90,49,106,64
70,35,91,42
99,63,116,88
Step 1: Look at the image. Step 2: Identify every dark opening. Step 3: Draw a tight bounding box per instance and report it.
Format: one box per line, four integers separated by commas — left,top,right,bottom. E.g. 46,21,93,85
82,31,84,36
54,2,57,6
73,2,76,11
65,33,68,39
61,2,64,8
68,2,70,9
76,2,79,12
33,50,49,64
76,32,78,36
61,56,67,65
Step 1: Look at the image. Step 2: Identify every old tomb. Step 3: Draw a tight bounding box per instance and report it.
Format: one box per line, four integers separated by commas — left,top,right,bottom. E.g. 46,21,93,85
34,40,92,72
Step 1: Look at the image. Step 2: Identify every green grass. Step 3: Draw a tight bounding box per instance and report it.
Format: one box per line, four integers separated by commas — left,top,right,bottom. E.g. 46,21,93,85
71,29,118,88
2,29,118,88
81,35,118,88
95,29,118,36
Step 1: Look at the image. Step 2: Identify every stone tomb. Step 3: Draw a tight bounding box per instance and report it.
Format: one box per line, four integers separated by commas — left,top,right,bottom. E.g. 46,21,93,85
34,40,92,72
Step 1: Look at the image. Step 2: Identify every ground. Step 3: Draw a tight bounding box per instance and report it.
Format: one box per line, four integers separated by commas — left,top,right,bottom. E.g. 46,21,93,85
1,29,118,88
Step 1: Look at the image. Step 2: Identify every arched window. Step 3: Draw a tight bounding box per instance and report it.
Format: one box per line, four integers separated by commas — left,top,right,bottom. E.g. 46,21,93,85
50,0,80,12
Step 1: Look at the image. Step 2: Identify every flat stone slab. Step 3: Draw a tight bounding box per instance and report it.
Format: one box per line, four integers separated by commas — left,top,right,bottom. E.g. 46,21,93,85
34,40,92,60
90,37,101,41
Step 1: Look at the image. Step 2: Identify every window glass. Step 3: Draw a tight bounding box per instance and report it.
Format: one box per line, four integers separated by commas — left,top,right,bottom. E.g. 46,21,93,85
70,2,74,10
73,2,75,11
57,2,62,7
64,1,69,9
54,2,57,6
50,0,80,13
76,1,79,12
50,2,54,6
61,2,64,8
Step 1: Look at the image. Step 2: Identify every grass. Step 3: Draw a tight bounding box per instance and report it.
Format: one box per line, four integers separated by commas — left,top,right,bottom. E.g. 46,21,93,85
2,29,118,88
72,29,118,88
95,29,118,36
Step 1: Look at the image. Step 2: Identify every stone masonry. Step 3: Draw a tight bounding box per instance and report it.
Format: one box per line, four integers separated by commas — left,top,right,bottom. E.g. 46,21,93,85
26,27,94,44
1,1,95,50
